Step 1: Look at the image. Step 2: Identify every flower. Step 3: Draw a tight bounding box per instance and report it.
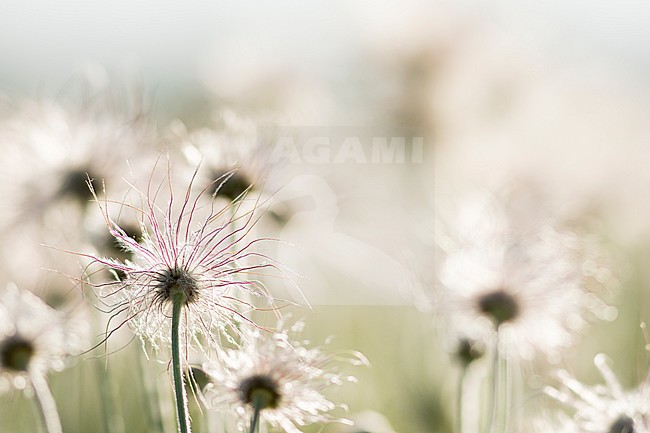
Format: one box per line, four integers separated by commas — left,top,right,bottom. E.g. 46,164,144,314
0,78,156,291
545,353,650,433
0,284,84,394
202,320,365,433
451,336,485,367
167,111,299,228
0,81,154,231
434,194,612,362
169,111,270,201
83,161,282,352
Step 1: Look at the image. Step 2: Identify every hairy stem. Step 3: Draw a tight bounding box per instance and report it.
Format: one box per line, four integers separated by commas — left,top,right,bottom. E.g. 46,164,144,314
172,296,191,433
30,371,62,433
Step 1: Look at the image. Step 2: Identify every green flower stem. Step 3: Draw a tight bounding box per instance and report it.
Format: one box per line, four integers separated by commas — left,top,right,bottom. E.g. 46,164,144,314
249,400,263,433
30,371,62,433
172,295,192,433
138,351,165,433
95,358,119,433
483,331,511,433
455,366,467,433
88,297,120,433
500,350,511,433
483,331,500,433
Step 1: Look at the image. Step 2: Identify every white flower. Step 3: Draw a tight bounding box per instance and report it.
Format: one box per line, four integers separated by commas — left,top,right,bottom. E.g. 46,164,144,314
0,85,154,231
83,162,282,352
545,354,650,433
0,81,156,289
0,284,84,394
169,111,272,201
167,110,302,232
435,194,611,362
202,320,365,433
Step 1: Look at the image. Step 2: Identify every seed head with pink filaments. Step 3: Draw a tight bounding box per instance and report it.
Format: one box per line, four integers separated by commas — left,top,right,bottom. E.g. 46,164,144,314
83,162,285,352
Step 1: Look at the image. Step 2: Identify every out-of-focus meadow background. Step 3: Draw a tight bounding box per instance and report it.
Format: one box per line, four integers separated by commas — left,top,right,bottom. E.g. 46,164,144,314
1,1,650,432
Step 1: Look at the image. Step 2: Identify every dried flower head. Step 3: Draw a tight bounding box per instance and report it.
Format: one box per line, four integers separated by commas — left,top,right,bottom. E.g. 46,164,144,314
169,111,271,201
0,80,156,291
545,354,650,433
168,111,299,230
435,194,613,362
453,336,485,367
82,161,284,352
0,285,84,393
0,83,154,230
202,320,366,433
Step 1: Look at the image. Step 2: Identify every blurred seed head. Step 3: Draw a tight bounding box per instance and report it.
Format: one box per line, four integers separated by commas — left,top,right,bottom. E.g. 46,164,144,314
0,284,86,394
477,288,520,327
454,337,485,367
545,354,650,433
203,319,366,433
432,192,614,363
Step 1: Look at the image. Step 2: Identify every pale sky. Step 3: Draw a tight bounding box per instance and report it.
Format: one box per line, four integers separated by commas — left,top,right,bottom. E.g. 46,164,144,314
0,0,648,101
